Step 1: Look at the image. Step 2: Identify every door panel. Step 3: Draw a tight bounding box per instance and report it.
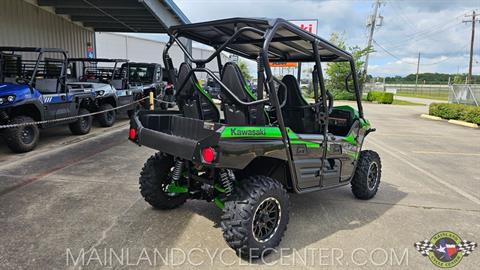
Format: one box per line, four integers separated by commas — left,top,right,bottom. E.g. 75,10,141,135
290,134,342,190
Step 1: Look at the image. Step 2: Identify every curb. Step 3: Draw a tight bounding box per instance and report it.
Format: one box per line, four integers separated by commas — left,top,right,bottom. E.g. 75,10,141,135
447,119,479,129
420,114,442,121
420,114,479,129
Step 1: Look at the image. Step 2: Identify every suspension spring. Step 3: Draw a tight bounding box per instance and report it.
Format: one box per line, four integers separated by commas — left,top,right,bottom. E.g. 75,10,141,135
220,169,235,197
171,159,184,182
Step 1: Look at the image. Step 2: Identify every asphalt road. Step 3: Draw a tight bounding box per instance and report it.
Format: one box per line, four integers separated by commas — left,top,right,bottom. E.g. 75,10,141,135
0,103,479,269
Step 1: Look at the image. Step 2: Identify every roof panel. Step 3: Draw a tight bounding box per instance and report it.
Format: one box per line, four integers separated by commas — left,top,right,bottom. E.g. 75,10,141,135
170,18,353,62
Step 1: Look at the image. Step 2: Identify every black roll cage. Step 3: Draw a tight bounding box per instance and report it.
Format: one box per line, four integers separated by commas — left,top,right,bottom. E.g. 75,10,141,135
0,47,68,87
162,18,364,193
68,58,129,82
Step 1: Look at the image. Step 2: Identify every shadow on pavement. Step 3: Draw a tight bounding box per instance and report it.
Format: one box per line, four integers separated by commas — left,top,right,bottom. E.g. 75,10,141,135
192,181,406,264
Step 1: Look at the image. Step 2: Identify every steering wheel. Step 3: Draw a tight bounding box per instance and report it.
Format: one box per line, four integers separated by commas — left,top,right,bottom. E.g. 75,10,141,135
326,90,334,114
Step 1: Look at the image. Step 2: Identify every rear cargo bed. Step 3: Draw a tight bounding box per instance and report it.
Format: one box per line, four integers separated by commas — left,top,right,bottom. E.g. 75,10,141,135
132,111,223,160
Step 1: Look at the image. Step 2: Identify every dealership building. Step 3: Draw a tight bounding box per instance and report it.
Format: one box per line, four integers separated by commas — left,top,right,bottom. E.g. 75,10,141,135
0,0,204,68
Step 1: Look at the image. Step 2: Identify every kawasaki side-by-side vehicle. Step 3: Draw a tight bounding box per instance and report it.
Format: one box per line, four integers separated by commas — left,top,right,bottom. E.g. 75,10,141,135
0,47,95,153
129,18,381,258
67,58,144,126
119,62,174,110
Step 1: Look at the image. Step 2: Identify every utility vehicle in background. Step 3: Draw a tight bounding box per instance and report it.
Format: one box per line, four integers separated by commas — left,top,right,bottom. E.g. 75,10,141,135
129,18,381,258
0,47,95,153
120,62,173,110
68,58,148,126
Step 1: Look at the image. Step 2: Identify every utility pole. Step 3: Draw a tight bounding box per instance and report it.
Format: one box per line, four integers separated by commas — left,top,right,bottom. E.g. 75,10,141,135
363,0,382,83
463,10,479,84
415,52,420,90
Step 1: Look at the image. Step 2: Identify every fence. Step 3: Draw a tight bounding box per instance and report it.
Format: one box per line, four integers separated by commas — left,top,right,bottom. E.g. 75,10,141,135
363,83,450,100
449,84,480,106
363,83,480,106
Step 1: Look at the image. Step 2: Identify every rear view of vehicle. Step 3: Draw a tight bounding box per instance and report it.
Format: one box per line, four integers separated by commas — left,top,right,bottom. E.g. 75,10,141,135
129,18,382,258
121,62,173,111
67,58,125,127
0,47,95,153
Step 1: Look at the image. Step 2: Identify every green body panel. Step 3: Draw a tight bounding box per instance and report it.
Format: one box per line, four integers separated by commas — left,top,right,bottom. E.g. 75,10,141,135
214,197,225,209
343,132,357,146
166,182,189,193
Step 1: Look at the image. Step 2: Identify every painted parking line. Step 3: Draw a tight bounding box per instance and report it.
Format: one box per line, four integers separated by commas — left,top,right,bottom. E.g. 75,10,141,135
374,133,444,138
412,151,480,157
369,139,480,206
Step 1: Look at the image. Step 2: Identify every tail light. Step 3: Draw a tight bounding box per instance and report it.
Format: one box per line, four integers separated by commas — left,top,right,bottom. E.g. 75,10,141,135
201,147,216,164
129,128,136,140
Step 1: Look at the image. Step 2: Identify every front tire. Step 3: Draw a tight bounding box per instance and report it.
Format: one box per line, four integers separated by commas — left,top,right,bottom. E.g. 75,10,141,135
97,103,116,127
221,175,289,258
69,108,92,135
3,116,39,153
351,150,382,200
139,153,188,209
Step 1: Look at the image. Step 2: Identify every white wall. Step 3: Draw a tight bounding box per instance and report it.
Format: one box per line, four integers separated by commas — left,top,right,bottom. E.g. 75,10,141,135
95,32,228,80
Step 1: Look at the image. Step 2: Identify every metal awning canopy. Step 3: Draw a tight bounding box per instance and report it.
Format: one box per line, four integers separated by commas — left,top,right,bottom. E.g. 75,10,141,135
37,0,190,33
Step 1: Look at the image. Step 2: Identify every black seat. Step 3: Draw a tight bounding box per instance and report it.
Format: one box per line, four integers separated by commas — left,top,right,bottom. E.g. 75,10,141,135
175,62,219,122
220,62,265,125
279,75,318,133
329,108,356,136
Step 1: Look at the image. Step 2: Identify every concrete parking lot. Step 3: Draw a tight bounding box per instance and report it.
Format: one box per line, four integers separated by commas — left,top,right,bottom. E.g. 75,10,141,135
0,103,479,269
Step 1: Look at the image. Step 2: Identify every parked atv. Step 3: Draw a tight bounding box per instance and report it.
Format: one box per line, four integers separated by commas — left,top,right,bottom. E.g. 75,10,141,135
129,18,381,258
0,47,95,153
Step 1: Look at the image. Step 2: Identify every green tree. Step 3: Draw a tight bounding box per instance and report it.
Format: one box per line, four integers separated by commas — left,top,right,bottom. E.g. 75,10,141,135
238,60,252,81
453,74,466,84
325,32,372,93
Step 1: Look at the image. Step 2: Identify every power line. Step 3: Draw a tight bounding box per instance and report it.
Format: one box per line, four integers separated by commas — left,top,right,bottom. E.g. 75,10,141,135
378,20,462,50
373,39,458,66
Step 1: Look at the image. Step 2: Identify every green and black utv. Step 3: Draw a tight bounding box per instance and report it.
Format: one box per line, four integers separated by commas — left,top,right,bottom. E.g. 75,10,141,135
129,18,381,258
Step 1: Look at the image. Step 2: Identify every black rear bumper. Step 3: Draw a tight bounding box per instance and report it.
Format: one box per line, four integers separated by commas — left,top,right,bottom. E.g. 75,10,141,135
131,111,223,161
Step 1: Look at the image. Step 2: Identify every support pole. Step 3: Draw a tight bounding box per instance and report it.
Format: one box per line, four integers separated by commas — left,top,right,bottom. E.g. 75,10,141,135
149,91,154,111
415,52,420,91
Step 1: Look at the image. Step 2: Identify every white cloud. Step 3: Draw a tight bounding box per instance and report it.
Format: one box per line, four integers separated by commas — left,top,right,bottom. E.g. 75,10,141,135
171,0,479,76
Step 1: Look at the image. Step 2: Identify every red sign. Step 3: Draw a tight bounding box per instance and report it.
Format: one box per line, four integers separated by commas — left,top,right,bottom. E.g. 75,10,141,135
289,20,318,34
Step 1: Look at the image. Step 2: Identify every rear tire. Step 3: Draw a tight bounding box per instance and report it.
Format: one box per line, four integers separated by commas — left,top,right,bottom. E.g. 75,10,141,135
139,153,188,209
97,103,116,127
221,175,289,258
3,116,39,153
69,108,92,135
351,150,381,200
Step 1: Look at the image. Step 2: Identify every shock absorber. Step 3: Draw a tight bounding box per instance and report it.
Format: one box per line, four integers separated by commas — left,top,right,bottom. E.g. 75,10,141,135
171,159,184,182
219,169,235,197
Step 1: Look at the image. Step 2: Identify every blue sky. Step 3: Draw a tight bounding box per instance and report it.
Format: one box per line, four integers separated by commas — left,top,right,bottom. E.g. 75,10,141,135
139,0,479,77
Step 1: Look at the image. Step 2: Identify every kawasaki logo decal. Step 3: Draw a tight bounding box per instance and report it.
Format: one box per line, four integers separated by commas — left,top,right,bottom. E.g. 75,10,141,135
221,126,299,139
230,128,266,136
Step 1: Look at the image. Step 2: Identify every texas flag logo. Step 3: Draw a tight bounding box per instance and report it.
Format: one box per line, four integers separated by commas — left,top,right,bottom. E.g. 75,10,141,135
434,239,458,260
